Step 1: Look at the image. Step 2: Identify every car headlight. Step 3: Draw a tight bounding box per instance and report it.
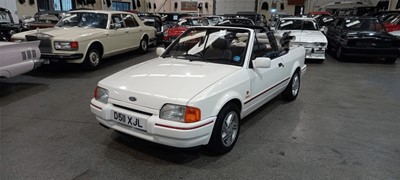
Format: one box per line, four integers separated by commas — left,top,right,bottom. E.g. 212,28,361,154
94,86,109,104
54,41,79,51
160,104,201,123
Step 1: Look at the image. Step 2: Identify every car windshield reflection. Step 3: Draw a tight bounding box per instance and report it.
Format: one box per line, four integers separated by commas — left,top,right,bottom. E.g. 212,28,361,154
162,27,250,66
56,12,108,29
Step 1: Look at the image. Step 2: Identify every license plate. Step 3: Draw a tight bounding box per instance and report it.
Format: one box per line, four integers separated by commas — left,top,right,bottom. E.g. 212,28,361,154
112,111,146,131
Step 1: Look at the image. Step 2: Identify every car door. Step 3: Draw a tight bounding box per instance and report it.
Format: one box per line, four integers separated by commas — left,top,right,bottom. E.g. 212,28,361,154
245,35,286,110
106,13,129,54
122,14,142,49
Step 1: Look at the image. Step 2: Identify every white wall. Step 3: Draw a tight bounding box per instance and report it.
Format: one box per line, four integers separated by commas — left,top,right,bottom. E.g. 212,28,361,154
215,0,256,15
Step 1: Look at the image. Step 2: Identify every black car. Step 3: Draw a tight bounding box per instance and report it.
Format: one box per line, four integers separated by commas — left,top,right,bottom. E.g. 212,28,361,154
326,16,399,63
0,7,24,41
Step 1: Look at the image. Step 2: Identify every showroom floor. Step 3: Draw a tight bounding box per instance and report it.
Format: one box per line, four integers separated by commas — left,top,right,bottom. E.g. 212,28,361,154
1,48,400,179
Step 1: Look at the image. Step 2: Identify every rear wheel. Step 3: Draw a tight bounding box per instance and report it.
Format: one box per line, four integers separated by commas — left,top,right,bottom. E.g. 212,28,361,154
82,46,101,70
138,37,148,53
206,103,240,155
282,71,300,101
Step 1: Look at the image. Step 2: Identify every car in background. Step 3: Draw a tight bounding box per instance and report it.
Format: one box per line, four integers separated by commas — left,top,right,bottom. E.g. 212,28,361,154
217,18,255,26
236,11,265,26
326,16,399,63
21,10,66,30
204,15,223,26
274,17,328,62
139,15,163,45
382,13,400,32
0,7,25,41
90,25,306,155
0,41,42,78
11,10,156,70
163,17,209,47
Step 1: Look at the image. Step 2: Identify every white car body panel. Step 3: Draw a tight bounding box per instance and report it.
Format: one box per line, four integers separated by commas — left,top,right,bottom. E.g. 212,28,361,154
276,17,328,60
0,41,41,78
90,26,306,148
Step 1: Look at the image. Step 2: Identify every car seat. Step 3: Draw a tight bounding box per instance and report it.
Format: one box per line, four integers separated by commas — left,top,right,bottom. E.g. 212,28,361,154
203,38,232,60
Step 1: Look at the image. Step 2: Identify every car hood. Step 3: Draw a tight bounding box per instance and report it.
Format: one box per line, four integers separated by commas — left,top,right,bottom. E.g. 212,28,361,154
99,57,239,109
277,30,327,43
165,26,188,36
12,27,103,40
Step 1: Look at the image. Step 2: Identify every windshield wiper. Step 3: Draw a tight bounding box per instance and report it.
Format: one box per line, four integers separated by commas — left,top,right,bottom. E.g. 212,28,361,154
178,54,204,61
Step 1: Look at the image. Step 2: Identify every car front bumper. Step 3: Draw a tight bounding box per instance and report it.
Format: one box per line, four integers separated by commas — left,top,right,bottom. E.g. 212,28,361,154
41,53,84,60
90,99,215,148
305,47,326,60
341,46,399,58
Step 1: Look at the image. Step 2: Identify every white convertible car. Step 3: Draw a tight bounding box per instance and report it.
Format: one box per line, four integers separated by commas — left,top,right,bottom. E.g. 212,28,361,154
275,17,328,61
90,26,306,154
11,10,156,70
0,41,42,78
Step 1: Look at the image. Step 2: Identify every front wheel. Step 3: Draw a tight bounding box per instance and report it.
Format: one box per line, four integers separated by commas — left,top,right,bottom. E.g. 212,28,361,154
82,47,101,70
206,104,240,155
336,46,345,61
282,71,300,101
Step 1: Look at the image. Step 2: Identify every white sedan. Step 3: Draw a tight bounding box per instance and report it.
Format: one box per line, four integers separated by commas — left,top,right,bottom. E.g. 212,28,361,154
90,26,306,154
11,10,156,70
274,17,328,61
0,41,42,78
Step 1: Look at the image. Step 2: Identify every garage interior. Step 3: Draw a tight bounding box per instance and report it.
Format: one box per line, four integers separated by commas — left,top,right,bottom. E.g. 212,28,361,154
1,0,400,179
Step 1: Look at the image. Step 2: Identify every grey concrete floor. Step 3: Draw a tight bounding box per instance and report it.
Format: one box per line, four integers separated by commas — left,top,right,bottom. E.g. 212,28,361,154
1,49,400,179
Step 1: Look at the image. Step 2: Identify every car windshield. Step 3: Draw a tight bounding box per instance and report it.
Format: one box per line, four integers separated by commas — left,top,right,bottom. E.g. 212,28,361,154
162,27,250,66
0,10,13,23
278,19,318,30
344,18,385,32
56,12,108,29
179,18,208,26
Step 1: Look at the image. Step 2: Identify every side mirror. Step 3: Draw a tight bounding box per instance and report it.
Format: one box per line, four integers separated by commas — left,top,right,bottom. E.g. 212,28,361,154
156,47,165,56
252,57,271,68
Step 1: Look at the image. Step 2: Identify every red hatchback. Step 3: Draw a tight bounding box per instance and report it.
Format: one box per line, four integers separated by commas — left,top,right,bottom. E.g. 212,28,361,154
163,17,209,47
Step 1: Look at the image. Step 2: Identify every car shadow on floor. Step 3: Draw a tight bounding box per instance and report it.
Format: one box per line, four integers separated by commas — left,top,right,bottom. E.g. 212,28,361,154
0,81,48,106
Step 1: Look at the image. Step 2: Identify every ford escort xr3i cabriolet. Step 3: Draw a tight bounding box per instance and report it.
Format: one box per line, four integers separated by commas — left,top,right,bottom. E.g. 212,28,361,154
90,25,306,154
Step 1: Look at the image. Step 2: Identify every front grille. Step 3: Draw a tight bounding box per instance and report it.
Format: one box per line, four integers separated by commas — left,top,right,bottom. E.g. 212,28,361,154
113,104,153,116
26,34,53,53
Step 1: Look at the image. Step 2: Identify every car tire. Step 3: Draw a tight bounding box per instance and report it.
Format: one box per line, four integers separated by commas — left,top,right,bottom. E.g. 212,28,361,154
282,71,300,101
336,45,345,61
138,37,148,53
384,57,397,64
82,46,101,70
206,103,240,155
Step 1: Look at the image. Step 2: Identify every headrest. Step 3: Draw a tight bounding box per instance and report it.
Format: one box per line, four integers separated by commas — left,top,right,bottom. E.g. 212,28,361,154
212,38,229,49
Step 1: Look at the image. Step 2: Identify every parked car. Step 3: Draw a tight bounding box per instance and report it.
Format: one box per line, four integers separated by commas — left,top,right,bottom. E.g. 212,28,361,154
382,13,400,32
90,25,306,154
217,18,255,26
139,15,163,45
326,16,400,63
236,11,265,26
204,15,223,26
163,17,209,47
11,10,156,70
274,17,328,61
21,10,66,30
0,7,25,41
0,41,42,78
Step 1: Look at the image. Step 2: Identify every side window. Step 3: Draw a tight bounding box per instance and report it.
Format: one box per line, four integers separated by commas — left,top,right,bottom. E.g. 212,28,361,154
111,14,124,28
123,14,139,28
335,19,344,29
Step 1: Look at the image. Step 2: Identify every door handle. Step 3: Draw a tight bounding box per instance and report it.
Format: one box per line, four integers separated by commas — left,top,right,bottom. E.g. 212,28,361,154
278,63,284,67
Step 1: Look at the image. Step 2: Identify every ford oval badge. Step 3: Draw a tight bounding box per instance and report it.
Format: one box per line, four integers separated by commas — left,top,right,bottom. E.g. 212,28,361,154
129,97,137,102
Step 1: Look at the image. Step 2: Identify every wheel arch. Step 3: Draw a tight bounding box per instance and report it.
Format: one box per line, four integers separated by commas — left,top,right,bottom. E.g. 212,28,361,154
212,92,243,118
86,41,104,58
